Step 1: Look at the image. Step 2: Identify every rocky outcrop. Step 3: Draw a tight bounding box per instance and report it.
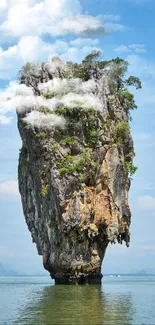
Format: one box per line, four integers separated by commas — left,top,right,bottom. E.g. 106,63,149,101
17,56,134,284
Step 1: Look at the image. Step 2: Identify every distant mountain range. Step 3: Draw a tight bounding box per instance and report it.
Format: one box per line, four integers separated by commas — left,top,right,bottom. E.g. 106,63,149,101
135,269,148,275
103,269,155,276
0,262,18,276
0,262,155,277
0,262,48,276
130,269,155,276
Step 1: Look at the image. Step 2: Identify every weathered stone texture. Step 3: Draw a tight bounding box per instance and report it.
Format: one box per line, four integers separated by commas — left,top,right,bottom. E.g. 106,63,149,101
18,59,132,284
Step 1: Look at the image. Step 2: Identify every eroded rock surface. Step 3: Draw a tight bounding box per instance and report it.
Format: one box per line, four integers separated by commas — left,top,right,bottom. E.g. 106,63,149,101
18,57,134,284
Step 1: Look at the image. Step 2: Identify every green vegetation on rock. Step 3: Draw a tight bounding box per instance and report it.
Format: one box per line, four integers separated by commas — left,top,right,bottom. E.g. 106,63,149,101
125,161,138,177
41,184,49,197
112,122,130,145
39,106,51,114
43,92,58,99
118,90,137,112
36,131,46,138
51,144,58,154
18,62,33,83
60,136,77,146
58,149,100,185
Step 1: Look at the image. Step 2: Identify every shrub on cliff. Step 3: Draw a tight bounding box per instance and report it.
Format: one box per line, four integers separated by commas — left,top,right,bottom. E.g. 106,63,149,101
112,122,130,145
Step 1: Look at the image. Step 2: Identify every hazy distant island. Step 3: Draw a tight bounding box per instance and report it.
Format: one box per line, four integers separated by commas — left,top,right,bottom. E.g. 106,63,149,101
14,51,141,284
1,261,154,277
0,262,48,277
0,262,18,277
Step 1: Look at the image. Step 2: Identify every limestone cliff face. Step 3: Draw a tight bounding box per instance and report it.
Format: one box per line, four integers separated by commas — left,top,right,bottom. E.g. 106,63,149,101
17,57,133,284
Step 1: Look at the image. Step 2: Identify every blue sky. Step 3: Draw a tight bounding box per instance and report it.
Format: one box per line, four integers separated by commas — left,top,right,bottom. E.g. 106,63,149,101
0,0,155,274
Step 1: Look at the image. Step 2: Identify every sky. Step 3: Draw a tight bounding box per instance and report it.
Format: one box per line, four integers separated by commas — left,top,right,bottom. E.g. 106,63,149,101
0,0,155,275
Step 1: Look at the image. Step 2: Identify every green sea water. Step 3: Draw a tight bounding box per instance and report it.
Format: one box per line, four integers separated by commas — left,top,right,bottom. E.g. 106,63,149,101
0,275,155,325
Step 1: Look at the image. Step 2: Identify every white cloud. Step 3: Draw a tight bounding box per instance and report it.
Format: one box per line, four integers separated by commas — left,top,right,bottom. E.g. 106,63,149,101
0,36,69,79
0,180,19,198
0,114,12,124
98,14,124,32
0,45,104,124
1,81,33,99
57,93,103,111
115,44,147,54
129,44,147,53
102,14,121,22
0,81,33,115
115,45,131,53
138,196,155,212
0,1,126,81
0,0,7,10
0,1,125,125
127,54,155,79
0,81,34,123
39,78,97,96
23,111,66,130
6,0,41,6
70,38,99,47
104,23,125,32
50,15,108,38
0,68,106,129
0,0,108,39
60,45,101,63
0,75,104,126
0,35,102,80
17,37,68,62
0,0,126,40
0,57,104,123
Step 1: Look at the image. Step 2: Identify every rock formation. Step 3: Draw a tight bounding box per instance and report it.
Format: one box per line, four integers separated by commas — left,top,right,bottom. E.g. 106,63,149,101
17,54,138,284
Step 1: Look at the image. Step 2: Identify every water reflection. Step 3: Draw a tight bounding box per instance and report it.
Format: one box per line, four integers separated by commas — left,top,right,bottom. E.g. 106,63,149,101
16,284,134,325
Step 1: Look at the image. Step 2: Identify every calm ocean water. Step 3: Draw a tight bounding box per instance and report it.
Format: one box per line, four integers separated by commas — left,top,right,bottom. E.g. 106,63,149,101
0,275,155,325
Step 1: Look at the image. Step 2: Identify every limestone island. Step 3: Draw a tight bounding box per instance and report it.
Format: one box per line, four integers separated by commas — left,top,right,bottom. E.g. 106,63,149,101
17,51,141,284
